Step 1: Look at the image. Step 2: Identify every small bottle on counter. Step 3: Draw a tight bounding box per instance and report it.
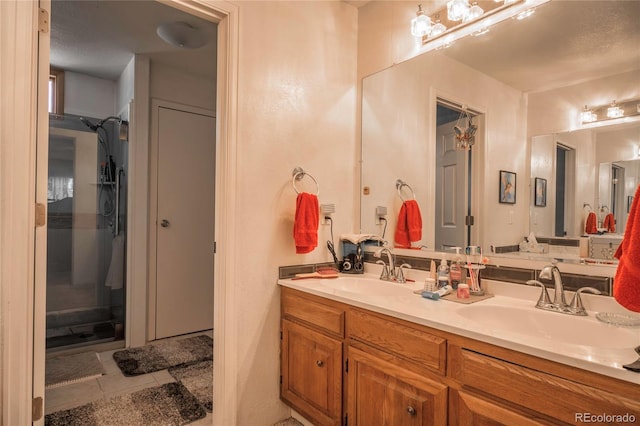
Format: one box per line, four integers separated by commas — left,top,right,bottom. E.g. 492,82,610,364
424,277,437,292
450,247,463,289
437,259,450,289
457,283,470,299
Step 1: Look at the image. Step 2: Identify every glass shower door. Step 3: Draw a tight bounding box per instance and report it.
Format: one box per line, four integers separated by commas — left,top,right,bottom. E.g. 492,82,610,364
46,120,125,350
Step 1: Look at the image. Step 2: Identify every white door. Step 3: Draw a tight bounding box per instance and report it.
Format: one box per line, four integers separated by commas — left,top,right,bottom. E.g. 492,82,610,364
155,106,215,339
435,119,468,251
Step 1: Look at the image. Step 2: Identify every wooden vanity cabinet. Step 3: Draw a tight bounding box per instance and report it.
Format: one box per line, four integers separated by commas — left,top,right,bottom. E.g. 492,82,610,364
347,347,448,425
280,287,640,426
281,289,345,426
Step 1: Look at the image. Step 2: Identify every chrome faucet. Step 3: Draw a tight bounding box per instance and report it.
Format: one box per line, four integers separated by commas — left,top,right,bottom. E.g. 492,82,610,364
527,264,602,316
539,264,567,307
374,247,396,281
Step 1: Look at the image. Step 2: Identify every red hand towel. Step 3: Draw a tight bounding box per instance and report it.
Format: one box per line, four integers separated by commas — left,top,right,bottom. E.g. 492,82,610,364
293,192,319,254
394,200,422,248
585,212,597,234
614,184,640,312
603,213,616,233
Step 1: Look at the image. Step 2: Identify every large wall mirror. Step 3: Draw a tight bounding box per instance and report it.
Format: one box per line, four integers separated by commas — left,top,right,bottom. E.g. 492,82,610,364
360,0,640,272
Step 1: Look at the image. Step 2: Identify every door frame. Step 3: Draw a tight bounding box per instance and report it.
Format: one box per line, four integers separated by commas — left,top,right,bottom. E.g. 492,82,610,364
148,99,216,341
0,1,240,425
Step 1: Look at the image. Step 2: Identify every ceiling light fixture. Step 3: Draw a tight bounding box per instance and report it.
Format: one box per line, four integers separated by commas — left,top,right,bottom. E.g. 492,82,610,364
430,15,448,37
411,4,432,37
156,22,207,49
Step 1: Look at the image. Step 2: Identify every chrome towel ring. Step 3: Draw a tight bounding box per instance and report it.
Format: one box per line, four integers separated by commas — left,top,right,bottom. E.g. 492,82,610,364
292,167,320,195
396,179,416,201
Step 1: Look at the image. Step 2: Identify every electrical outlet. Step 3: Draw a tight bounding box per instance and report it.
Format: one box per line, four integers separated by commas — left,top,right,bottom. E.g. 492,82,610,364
375,206,387,225
321,204,335,225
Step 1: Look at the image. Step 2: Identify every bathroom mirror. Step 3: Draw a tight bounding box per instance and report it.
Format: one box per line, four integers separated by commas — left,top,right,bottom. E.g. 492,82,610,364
360,0,640,269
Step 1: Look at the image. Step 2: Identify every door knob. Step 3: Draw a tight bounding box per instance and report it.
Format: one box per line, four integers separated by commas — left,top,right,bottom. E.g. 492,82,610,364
160,219,170,228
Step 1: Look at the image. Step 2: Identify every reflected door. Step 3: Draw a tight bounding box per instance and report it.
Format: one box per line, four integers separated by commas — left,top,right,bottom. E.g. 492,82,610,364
435,120,468,250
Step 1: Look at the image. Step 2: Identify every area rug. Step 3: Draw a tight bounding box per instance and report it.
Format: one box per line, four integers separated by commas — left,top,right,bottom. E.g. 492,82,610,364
45,352,105,389
113,334,212,376
44,382,205,426
169,360,213,412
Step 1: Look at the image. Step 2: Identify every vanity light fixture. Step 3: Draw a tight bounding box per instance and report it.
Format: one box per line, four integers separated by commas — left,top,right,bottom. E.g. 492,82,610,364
580,105,597,123
607,100,624,119
411,4,432,37
447,0,471,22
415,0,551,52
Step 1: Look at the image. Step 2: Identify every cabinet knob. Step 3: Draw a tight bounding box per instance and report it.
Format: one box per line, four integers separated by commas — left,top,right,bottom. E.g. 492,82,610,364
160,219,170,228
407,406,417,416
316,360,324,367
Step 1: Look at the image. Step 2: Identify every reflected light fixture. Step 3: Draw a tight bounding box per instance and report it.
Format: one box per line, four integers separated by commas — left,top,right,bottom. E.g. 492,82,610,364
515,8,535,20
156,22,207,49
411,4,432,37
447,0,471,21
464,2,485,22
580,105,597,123
607,100,624,119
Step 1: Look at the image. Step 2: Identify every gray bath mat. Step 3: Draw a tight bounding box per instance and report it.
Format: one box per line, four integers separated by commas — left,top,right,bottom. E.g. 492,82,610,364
113,334,212,376
46,352,105,389
169,359,213,412
44,381,205,426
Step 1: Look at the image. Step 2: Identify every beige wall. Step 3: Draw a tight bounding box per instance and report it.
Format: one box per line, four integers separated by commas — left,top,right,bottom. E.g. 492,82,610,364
233,2,358,423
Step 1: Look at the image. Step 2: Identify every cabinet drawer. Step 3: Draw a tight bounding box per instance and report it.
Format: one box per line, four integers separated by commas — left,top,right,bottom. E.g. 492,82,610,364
454,348,640,424
348,308,446,374
282,289,345,338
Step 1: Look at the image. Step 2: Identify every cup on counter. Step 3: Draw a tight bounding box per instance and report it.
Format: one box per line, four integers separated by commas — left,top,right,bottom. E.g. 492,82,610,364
424,277,437,292
457,283,470,299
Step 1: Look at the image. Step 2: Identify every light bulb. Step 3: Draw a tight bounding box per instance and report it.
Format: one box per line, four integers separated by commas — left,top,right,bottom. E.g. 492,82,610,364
429,15,447,37
580,105,597,123
607,101,624,119
411,4,432,37
464,2,484,22
447,0,470,21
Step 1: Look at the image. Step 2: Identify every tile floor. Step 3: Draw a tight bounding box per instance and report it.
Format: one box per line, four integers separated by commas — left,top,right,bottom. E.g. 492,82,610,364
45,329,303,425
45,331,214,425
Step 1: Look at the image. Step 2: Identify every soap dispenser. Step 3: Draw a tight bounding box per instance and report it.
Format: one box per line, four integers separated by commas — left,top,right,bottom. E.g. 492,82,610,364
437,259,450,289
450,247,463,289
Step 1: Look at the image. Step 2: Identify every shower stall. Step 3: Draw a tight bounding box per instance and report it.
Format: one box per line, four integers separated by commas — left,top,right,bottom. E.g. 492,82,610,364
46,114,128,350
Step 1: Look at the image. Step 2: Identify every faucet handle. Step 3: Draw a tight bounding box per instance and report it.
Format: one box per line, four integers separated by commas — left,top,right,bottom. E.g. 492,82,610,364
526,280,552,308
376,260,391,281
396,263,412,283
569,287,602,315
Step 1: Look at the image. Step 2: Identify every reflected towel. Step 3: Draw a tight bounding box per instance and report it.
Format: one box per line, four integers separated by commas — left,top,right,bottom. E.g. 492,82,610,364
394,200,422,248
294,192,319,254
614,185,640,312
105,234,124,290
603,213,616,233
585,212,598,234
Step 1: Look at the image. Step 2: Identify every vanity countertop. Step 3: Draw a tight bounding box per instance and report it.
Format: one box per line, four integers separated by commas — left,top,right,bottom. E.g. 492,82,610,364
278,272,640,386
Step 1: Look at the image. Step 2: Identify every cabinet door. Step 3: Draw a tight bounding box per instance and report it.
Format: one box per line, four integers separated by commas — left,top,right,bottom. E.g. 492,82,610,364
452,390,561,426
348,347,447,426
281,319,342,426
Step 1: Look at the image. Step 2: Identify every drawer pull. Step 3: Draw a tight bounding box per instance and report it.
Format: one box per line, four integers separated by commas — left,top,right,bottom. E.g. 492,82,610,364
407,406,416,416
316,360,324,367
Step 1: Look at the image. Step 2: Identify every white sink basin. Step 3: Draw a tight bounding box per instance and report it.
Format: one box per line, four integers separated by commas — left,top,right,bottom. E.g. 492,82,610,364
316,276,418,298
457,304,639,349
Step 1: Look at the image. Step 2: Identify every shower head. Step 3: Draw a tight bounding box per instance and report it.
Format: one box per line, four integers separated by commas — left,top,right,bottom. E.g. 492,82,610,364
79,117,99,131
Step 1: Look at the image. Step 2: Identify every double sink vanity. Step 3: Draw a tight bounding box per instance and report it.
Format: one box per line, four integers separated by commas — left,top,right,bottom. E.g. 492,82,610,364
278,266,640,425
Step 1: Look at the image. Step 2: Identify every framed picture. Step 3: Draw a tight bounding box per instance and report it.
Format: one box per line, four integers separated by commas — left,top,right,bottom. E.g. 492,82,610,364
534,177,547,207
499,170,516,204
